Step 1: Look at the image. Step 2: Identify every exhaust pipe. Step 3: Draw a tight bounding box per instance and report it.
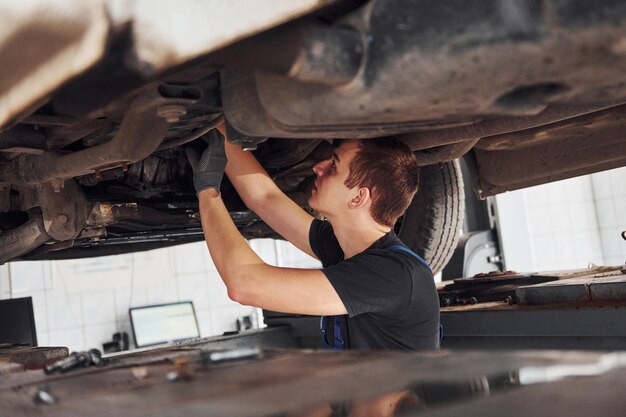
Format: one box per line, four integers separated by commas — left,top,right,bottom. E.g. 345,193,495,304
0,215,50,264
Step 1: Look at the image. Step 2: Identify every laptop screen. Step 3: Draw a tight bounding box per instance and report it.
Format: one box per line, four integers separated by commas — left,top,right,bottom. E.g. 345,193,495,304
129,301,200,348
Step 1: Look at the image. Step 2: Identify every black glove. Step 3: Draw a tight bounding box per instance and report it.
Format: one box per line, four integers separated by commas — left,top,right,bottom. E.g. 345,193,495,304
186,129,227,194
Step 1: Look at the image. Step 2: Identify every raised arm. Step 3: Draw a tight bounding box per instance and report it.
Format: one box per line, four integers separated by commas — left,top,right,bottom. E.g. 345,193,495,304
217,125,317,258
188,125,345,315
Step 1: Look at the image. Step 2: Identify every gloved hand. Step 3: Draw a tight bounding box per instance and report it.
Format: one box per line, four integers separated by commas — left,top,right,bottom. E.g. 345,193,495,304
186,129,227,194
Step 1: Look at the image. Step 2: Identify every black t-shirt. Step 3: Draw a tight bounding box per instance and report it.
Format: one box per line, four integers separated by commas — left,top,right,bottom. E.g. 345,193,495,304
309,219,440,350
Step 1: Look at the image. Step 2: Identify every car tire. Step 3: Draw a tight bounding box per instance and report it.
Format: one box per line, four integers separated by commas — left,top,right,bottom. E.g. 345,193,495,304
396,160,465,275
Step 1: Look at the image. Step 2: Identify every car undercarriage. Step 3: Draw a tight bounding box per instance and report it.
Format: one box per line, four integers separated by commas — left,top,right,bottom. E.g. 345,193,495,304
1,0,626,271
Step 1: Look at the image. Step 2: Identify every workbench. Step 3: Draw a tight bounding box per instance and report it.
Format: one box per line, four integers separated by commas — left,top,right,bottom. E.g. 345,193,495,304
2,338,626,417
440,266,626,350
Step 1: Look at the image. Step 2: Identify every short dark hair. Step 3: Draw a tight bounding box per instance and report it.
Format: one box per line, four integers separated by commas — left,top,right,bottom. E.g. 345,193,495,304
344,137,419,227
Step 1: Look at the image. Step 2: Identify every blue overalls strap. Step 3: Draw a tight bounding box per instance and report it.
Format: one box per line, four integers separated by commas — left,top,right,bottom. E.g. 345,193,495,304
320,316,346,350
386,244,443,345
385,244,431,271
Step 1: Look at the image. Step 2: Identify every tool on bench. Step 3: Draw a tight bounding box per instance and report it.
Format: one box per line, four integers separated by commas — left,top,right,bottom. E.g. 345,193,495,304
165,348,263,382
44,348,107,375
438,271,560,307
201,347,262,364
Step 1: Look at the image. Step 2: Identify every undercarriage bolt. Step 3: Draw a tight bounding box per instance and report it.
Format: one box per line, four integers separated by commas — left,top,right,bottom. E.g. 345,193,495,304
50,180,64,193
241,141,258,151
157,105,187,123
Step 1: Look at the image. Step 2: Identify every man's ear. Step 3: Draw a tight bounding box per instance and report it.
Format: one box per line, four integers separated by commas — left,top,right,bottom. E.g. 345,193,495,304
349,187,371,209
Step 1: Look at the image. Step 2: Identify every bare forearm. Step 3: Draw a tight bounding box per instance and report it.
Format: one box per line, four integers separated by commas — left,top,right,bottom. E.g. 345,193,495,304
223,140,316,257
197,190,346,316
198,189,263,287
192,126,338,314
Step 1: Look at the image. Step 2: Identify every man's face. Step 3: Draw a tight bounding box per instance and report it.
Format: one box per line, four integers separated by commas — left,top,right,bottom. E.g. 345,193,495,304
308,140,361,217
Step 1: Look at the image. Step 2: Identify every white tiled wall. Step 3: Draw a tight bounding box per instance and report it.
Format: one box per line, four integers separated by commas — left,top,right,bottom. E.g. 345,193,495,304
0,264,10,299
591,168,626,265
250,238,322,269
497,166,626,272
3,238,320,352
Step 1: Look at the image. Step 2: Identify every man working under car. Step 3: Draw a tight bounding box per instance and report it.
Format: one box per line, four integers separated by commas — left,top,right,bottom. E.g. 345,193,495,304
189,123,440,350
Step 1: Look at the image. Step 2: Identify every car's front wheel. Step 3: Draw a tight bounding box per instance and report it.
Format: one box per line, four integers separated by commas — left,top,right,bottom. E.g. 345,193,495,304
395,160,465,275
